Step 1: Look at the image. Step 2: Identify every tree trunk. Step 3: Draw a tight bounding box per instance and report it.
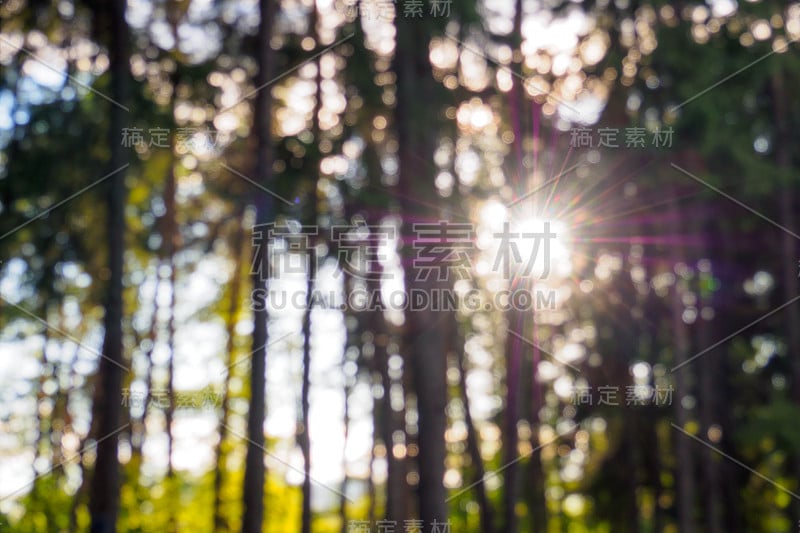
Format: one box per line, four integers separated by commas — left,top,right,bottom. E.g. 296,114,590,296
453,319,494,533
771,69,800,526
502,310,523,533
671,190,695,533
88,0,129,530
214,215,246,532
163,130,179,533
696,252,722,533
241,0,276,530
339,311,353,533
299,229,313,533
394,15,449,526
371,275,407,524
505,2,532,527
300,7,323,530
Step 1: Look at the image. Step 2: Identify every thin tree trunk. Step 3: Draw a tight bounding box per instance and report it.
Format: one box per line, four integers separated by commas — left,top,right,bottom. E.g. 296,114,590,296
339,317,352,533
394,15,449,526
671,190,695,533
637,249,664,533
163,129,179,533
88,0,128,529
371,275,407,524
620,226,643,533
66,319,90,533
772,69,800,526
697,254,722,533
214,215,246,532
118,278,160,533
504,2,529,527
525,428,546,533
299,215,314,533
162,14,185,533
241,0,276,530
367,429,376,526
134,287,159,459
453,320,494,533
502,310,523,533
32,318,52,523
300,7,323,530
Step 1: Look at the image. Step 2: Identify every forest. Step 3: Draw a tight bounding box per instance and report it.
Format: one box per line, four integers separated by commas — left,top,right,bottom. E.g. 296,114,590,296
1,0,799,531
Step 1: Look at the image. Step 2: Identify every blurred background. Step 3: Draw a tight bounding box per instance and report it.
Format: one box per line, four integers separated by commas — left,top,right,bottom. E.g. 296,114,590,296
1,0,799,531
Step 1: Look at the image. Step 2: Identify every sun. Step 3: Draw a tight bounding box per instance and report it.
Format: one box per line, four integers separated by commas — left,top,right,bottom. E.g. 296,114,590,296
478,201,573,280
512,217,572,280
